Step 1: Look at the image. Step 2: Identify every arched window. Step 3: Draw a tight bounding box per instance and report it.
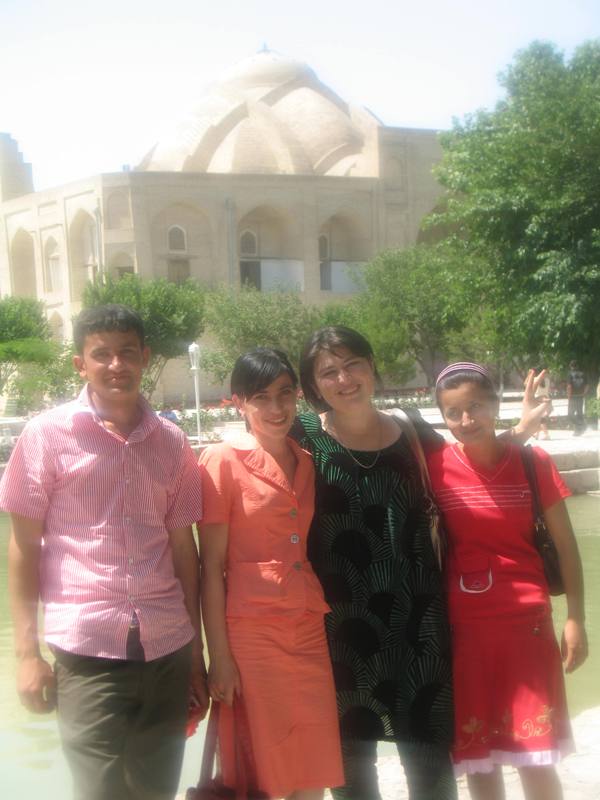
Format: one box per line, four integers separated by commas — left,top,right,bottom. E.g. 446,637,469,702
10,229,37,297
106,191,131,229
240,230,258,257
44,237,62,293
318,234,329,261
48,312,64,342
168,225,186,252
168,258,190,284
319,234,331,290
110,252,135,279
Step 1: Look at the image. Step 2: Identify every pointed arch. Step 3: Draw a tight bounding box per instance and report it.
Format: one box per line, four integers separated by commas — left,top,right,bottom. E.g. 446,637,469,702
43,236,62,292
69,210,98,301
9,229,37,297
48,311,64,341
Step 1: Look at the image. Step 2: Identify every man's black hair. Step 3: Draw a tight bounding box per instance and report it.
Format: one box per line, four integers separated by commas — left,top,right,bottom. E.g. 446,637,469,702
73,305,145,354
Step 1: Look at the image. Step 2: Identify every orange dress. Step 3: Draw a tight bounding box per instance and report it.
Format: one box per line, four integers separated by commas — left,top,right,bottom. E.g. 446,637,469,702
199,436,344,797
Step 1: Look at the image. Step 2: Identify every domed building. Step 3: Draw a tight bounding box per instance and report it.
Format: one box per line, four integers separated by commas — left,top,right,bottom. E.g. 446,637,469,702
0,50,442,399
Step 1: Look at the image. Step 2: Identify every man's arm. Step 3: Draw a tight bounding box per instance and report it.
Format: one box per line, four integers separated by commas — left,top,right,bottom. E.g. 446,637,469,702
168,525,209,719
8,513,56,713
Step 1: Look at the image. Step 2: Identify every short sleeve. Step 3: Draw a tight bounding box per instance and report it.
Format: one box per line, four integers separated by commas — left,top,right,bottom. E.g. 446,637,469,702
0,419,54,519
532,446,571,509
165,438,203,529
198,444,234,525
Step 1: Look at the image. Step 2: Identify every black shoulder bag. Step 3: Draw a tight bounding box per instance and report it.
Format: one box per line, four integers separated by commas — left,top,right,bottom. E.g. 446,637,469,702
520,445,565,596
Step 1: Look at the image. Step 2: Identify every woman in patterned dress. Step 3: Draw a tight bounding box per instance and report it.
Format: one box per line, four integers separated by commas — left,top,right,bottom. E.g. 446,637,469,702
293,326,457,800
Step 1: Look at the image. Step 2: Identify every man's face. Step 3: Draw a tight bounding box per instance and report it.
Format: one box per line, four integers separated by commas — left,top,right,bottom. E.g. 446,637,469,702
73,330,149,404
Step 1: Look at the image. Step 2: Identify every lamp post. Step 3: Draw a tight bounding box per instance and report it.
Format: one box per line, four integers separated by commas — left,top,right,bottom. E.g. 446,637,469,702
188,342,202,445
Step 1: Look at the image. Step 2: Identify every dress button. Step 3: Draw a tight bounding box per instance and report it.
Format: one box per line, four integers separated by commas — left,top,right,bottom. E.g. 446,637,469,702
290,508,298,518
290,534,300,544
292,561,302,571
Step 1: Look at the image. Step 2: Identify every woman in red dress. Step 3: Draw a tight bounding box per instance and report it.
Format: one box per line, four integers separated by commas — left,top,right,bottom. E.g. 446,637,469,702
428,362,588,800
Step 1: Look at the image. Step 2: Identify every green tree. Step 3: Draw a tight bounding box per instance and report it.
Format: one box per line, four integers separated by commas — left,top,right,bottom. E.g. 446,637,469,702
82,274,206,397
0,296,53,396
12,344,82,413
356,243,471,386
433,40,600,375
202,285,323,382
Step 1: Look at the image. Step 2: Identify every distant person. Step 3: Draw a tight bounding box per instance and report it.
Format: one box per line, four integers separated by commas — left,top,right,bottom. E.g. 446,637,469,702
159,404,179,424
567,361,588,436
0,304,208,800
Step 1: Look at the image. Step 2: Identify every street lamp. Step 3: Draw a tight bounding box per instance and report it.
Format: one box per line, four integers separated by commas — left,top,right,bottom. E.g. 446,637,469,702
188,342,202,445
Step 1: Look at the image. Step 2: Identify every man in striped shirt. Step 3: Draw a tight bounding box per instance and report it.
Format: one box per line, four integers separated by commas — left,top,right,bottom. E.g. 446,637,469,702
0,304,208,800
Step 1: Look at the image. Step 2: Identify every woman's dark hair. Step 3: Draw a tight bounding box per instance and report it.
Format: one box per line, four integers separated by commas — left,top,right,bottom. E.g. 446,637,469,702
435,368,498,409
299,326,383,412
230,348,298,400
73,304,145,354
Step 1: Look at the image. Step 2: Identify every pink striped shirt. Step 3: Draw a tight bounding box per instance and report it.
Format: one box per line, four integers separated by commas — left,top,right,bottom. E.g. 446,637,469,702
0,386,202,661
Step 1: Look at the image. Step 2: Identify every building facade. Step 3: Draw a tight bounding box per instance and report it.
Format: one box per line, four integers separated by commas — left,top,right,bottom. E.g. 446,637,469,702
0,50,442,400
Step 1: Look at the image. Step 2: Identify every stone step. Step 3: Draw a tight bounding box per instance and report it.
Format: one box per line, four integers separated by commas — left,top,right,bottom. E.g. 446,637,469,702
560,467,600,494
550,449,600,471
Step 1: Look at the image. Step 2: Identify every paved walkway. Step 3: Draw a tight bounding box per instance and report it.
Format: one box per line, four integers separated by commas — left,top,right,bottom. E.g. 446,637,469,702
370,707,600,799
179,707,600,799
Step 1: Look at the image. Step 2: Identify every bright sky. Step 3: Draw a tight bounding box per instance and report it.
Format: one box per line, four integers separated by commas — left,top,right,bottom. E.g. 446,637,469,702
1,0,598,191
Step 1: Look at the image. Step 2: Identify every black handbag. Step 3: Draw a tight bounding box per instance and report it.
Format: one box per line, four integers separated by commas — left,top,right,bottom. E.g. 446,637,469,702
520,445,564,596
186,701,268,800
186,702,236,800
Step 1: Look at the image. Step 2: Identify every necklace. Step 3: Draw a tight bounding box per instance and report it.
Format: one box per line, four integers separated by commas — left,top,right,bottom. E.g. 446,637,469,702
324,411,383,470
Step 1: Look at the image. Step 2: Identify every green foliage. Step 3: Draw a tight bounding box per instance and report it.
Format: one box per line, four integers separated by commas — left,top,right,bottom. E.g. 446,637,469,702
433,39,600,374
585,396,600,419
82,274,206,397
12,344,82,413
201,285,323,382
0,296,52,395
355,243,471,385
0,296,49,341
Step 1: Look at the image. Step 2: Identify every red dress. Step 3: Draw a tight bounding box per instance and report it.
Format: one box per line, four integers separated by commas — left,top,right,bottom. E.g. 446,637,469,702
427,442,574,775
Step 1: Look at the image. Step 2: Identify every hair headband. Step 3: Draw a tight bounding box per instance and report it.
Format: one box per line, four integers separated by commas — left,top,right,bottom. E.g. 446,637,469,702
435,362,492,388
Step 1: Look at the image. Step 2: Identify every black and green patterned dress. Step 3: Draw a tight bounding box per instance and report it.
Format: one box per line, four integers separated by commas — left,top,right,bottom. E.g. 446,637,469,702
291,411,453,753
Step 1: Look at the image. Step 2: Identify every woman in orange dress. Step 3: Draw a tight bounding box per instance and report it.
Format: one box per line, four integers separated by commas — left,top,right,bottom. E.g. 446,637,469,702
198,348,344,799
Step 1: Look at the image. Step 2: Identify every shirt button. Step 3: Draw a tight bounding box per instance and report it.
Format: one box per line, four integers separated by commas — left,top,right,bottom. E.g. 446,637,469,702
292,561,302,571
125,517,131,524
128,557,134,565
290,508,297,518
290,534,300,544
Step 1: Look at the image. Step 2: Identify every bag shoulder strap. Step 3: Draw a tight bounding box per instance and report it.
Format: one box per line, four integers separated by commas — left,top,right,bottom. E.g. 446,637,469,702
520,445,544,523
389,408,433,495
199,701,219,784
388,408,444,569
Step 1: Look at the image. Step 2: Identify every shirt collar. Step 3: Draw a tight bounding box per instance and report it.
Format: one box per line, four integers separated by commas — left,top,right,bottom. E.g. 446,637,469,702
228,431,314,494
72,384,160,441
